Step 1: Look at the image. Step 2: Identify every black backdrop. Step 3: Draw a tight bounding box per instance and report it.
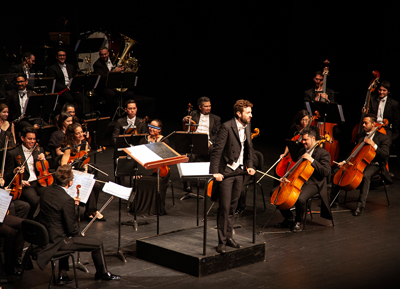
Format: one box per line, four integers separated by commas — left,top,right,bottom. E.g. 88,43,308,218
1,2,399,146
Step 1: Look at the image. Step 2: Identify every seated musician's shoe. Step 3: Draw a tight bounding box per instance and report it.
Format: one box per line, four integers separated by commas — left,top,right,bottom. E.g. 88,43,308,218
292,222,303,233
353,206,363,216
226,237,242,248
235,206,245,215
216,244,226,254
57,274,74,285
95,271,121,281
275,219,294,228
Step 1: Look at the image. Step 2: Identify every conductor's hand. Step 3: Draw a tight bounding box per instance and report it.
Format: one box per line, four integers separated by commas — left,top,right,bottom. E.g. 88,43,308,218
247,168,255,176
213,173,224,182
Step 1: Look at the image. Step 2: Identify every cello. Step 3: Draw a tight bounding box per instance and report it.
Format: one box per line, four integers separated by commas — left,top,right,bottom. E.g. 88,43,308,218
276,111,320,177
271,134,330,210
333,119,388,191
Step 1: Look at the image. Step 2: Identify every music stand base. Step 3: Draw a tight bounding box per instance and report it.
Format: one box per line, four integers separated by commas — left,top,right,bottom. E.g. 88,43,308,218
180,192,205,201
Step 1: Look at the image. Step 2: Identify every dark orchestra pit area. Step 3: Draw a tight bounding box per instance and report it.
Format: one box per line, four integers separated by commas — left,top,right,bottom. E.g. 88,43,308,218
4,124,400,289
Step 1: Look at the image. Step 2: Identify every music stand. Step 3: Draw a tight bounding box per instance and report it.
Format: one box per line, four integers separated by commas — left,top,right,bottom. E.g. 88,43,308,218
174,131,208,200
69,74,100,114
84,116,110,162
28,77,56,93
305,101,345,125
25,93,58,123
106,71,137,120
123,142,188,234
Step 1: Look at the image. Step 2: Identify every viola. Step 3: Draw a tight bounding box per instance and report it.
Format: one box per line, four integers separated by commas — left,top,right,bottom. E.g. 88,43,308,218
271,134,330,210
351,70,381,144
183,103,197,132
10,155,23,200
276,112,320,178
333,120,388,191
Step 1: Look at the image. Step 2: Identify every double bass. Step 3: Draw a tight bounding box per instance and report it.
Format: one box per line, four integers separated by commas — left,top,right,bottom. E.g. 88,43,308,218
311,59,340,166
183,103,197,132
271,134,330,210
333,119,388,191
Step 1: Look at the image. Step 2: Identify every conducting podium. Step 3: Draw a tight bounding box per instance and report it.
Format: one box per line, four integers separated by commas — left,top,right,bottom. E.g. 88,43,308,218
123,142,188,234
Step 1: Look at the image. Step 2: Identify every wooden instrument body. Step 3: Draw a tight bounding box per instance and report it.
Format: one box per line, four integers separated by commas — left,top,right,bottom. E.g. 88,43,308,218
271,160,314,210
35,159,54,187
333,143,375,191
276,135,299,178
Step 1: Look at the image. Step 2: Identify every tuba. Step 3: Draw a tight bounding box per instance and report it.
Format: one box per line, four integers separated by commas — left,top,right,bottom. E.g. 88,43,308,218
113,34,139,73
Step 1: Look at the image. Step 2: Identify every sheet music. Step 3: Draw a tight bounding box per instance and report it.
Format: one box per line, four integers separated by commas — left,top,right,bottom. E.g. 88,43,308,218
66,170,96,204
0,189,13,223
102,181,132,201
125,145,162,165
178,162,212,178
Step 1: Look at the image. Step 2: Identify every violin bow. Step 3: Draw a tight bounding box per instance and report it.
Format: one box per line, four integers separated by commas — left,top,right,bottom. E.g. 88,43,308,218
256,156,283,184
81,195,114,236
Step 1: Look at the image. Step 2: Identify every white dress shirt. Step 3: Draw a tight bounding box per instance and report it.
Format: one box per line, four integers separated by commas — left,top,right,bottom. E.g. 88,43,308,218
227,119,247,171
58,63,70,86
22,145,37,182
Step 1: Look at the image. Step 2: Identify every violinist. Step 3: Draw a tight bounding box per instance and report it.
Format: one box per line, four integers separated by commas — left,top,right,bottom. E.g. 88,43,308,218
4,126,47,219
275,127,332,232
60,123,104,221
304,70,335,103
210,99,255,254
139,119,169,145
49,112,73,158
0,103,16,148
182,96,221,193
36,165,120,282
368,81,400,145
112,99,147,145
331,114,391,216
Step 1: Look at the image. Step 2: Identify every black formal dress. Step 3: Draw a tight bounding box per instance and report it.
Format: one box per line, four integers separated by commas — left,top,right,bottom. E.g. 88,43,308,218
279,146,332,223
36,184,108,275
210,118,255,245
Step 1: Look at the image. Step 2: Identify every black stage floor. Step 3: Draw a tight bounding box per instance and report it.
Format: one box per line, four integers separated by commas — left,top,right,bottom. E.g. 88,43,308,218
3,137,400,289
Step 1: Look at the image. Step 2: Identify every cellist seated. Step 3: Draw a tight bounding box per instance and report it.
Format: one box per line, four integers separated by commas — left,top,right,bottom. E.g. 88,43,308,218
274,127,332,232
330,113,392,216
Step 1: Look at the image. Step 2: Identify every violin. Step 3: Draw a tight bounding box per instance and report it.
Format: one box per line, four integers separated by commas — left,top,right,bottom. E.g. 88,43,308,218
333,119,388,191
271,134,330,210
68,146,106,170
276,112,320,178
183,103,197,132
10,155,23,200
351,70,381,144
35,150,54,187
126,116,149,135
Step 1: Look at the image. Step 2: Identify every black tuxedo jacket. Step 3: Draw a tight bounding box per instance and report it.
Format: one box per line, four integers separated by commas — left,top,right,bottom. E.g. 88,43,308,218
210,118,255,174
304,87,335,103
369,96,400,133
93,56,116,89
189,110,221,144
36,185,79,269
46,62,76,92
112,116,147,144
5,145,45,184
356,131,391,182
4,89,35,121
298,146,331,220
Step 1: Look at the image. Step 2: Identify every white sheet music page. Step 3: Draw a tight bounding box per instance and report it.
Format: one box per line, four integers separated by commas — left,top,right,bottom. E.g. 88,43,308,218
178,162,211,177
124,145,162,166
66,170,96,204
0,189,13,223
102,181,132,201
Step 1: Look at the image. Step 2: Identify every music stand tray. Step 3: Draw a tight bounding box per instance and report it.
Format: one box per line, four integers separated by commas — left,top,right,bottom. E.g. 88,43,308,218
29,77,56,93
84,116,110,148
305,101,345,124
69,74,100,93
25,93,58,118
106,72,137,91
174,131,208,155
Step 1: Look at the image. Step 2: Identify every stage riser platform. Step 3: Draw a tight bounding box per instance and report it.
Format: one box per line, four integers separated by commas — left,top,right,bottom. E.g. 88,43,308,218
136,227,266,277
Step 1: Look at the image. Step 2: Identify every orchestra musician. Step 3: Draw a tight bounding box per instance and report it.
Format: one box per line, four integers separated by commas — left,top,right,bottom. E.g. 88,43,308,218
368,81,400,145
60,122,105,221
112,99,147,144
139,119,169,145
9,51,36,79
182,96,221,193
0,103,16,148
4,126,47,219
93,46,134,117
332,114,391,216
53,102,80,125
210,99,256,253
275,127,332,232
36,165,120,283
49,111,73,158
46,48,90,116
4,73,37,136
304,70,335,103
